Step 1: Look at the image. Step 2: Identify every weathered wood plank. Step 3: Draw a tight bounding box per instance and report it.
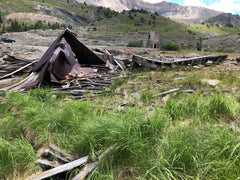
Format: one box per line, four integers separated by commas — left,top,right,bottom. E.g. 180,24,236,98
148,55,227,65
0,60,37,80
182,89,194,93
43,149,71,164
153,88,180,97
33,156,88,180
36,159,59,170
114,58,126,71
72,144,116,180
49,144,76,162
132,55,159,69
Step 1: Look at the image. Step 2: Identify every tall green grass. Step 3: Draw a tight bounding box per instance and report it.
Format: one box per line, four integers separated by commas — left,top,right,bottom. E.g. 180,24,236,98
0,137,36,179
165,92,239,121
0,89,240,179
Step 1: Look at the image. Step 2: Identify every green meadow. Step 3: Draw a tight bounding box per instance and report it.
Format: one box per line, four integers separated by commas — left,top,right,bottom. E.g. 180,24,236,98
0,62,240,179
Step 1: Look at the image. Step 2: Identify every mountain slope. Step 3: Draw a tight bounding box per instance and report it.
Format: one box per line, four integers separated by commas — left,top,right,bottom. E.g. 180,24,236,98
204,13,240,27
0,0,224,24
74,0,222,23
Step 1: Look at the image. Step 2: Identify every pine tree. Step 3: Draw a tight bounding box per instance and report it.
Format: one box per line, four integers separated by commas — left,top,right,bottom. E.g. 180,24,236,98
0,12,3,24
197,37,202,51
1,23,5,34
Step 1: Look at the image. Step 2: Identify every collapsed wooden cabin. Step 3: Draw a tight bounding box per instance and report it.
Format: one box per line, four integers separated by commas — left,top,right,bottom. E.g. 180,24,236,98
1,28,108,91
0,28,228,94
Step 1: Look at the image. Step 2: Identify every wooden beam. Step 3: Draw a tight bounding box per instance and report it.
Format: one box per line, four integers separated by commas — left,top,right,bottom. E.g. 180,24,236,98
49,144,76,162
72,144,116,180
0,60,37,80
153,88,180,97
33,156,88,180
36,159,59,170
132,55,159,69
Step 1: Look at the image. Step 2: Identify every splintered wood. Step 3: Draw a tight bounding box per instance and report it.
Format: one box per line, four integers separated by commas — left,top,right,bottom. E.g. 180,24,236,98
33,144,116,180
54,73,120,99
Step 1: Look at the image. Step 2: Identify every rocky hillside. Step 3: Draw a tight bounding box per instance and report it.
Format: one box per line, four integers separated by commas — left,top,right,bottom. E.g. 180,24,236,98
204,13,240,27
5,13,65,24
0,0,225,24
74,0,222,23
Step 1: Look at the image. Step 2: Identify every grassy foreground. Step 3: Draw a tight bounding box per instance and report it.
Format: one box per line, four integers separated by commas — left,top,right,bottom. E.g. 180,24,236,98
0,62,240,179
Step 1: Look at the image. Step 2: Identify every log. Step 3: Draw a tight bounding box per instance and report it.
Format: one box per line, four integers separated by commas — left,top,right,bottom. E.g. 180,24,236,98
32,156,88,180
0,60,37,80
72,144,116,180
153,88,180,97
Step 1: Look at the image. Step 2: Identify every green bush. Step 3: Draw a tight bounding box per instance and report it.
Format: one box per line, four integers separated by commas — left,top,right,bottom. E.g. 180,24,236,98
162,41,181,51
127,40,143,47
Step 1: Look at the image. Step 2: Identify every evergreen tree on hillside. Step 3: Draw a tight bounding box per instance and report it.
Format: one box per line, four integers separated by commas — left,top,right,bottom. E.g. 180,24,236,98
0,11,3,24
1,24,5,33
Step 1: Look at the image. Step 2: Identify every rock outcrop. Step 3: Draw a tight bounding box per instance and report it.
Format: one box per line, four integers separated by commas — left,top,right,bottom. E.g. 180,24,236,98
204,13,240,26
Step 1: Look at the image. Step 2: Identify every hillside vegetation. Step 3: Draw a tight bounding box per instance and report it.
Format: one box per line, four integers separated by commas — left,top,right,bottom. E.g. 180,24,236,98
1,0,240,53
1,0,240,37
188,24,240,36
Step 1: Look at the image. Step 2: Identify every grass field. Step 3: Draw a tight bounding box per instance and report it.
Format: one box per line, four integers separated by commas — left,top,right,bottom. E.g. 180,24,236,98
0,59,240,179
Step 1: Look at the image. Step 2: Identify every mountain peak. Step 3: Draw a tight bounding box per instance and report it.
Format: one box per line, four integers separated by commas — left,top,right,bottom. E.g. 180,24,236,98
74,0,223,23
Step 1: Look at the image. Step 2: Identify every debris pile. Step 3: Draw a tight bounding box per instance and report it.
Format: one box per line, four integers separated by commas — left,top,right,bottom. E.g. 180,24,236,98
54,73,124,100
0,28,228,96
33,144,116,180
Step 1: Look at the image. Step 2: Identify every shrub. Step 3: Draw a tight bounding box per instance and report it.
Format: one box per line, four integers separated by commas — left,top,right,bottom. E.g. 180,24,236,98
162,41,181,51
127,40,143,47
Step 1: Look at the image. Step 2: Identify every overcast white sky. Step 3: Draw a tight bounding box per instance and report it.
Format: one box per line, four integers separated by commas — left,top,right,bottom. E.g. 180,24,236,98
142,0,240,15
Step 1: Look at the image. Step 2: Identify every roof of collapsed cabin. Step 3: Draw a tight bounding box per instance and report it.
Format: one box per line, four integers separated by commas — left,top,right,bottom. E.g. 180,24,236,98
33,28,106,73
1,28,108,91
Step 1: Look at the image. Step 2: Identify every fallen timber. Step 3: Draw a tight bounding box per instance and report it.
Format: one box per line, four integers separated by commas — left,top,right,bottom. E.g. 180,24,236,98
34,144,116,180
0,60,38,80
131,54,228,69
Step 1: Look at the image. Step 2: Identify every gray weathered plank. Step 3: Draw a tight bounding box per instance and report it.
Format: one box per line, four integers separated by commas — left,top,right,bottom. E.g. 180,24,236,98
72,144,116,180
33,156,88,180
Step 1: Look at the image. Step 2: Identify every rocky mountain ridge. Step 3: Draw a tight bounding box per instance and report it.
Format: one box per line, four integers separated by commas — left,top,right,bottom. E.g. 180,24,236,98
74,0,222,23
204,13,240,26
